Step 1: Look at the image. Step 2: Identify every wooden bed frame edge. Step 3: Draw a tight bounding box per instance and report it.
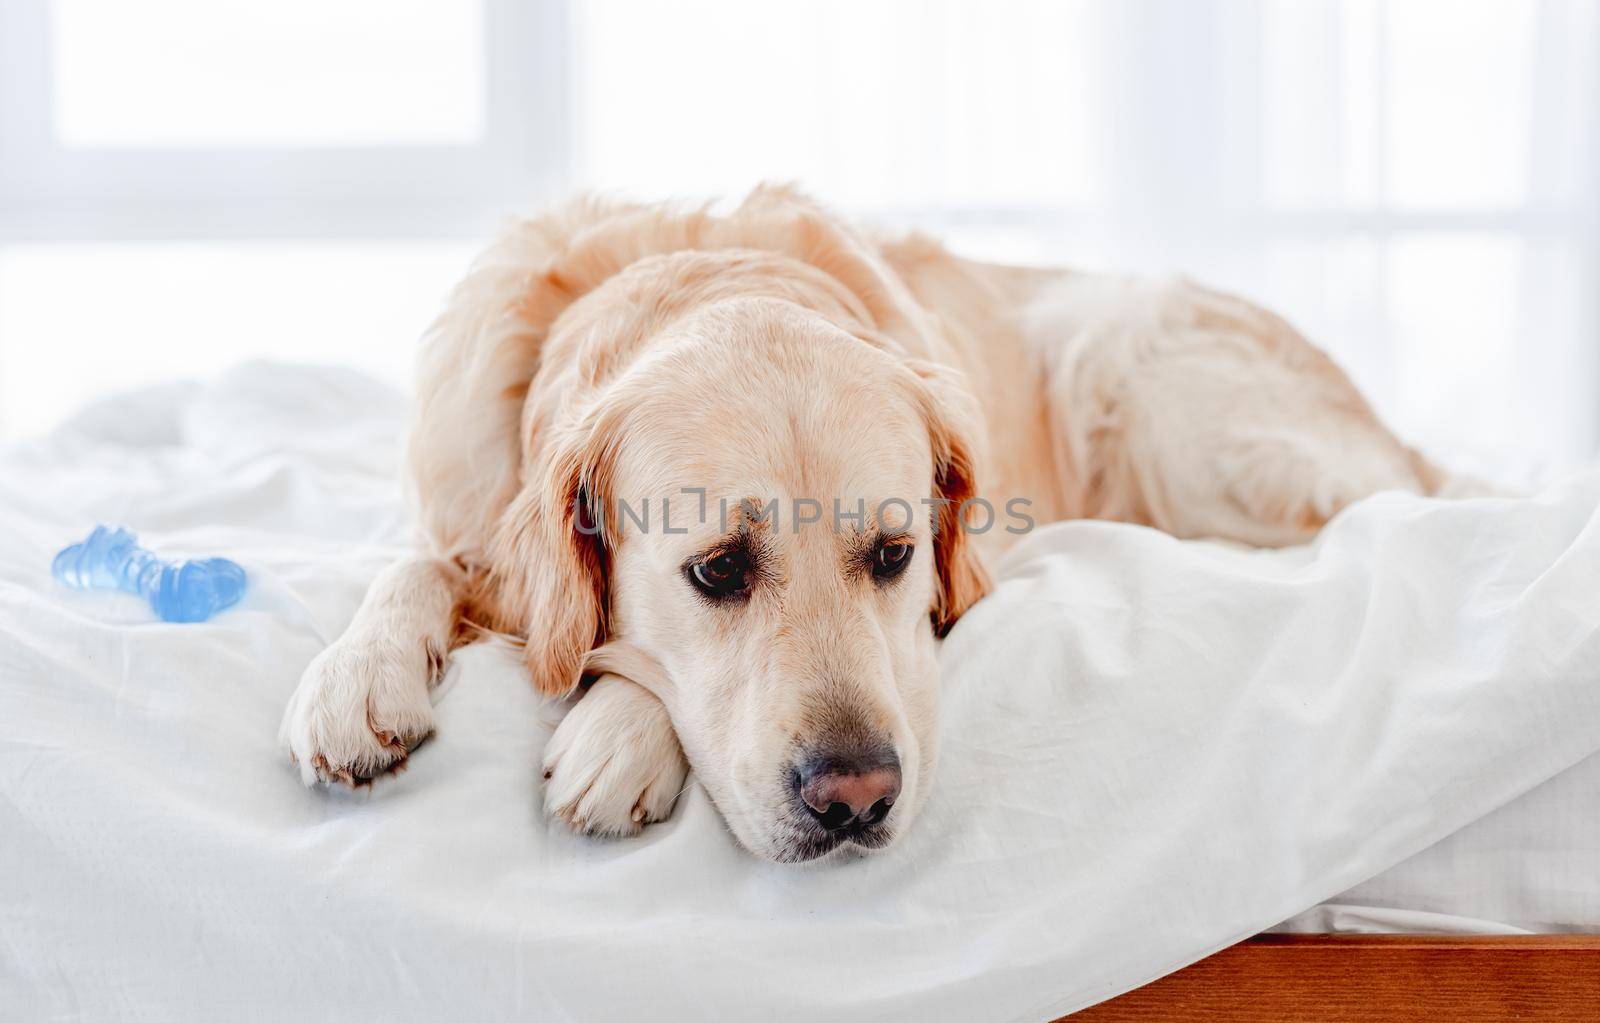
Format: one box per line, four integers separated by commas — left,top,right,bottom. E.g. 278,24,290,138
1062,933,1600,1022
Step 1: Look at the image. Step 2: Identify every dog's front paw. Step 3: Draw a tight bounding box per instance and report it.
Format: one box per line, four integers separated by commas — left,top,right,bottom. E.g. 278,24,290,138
542,675,688,836
279,630,442,787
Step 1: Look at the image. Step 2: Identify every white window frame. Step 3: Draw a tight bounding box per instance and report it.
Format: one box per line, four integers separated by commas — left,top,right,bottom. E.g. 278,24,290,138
0,0,569,240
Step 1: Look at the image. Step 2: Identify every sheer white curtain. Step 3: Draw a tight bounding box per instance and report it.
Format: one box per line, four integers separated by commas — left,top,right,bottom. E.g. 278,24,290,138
573,0,1600,479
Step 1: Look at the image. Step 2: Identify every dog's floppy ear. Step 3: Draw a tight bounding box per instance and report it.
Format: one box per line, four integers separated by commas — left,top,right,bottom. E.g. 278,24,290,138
470,412,615,698
903,359,992,635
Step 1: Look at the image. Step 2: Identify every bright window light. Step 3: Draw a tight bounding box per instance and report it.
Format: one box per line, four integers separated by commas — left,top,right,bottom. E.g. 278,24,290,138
2,0,1593,476
0,242,478,440
50,0,487,148
1384,1,1535,209
571,0,1102,208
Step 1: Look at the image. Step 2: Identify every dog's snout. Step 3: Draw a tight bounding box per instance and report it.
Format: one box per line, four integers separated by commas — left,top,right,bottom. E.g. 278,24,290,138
795,752,902,832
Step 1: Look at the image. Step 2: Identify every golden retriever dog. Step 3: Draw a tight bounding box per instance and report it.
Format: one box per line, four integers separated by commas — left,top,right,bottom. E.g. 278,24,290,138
280,186,1465,862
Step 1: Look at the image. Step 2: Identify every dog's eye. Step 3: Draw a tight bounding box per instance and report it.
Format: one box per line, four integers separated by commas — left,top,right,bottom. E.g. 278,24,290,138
688,549,750,599
873,540,914,581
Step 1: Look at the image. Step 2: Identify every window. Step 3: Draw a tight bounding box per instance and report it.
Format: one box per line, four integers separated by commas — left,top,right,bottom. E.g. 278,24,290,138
571,0,1599,477
0,0,561,438
2,0,1596,479
0,0,564,239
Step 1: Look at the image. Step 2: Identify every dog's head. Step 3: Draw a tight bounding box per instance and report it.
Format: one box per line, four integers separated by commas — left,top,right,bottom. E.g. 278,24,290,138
478,219,989,861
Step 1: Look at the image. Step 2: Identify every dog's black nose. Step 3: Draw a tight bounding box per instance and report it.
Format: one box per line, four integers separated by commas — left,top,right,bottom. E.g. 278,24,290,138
795,753,901,832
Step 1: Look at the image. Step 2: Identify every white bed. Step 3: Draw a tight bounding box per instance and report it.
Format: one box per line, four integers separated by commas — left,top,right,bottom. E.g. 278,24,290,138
3,363,1597,1021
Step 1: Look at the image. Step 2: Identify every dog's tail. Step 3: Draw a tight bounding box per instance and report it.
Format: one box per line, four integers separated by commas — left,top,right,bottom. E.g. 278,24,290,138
1407,447,1515,498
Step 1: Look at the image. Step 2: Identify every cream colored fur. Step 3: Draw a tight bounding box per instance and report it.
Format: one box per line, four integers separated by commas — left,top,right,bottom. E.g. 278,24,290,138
281,186,1449,860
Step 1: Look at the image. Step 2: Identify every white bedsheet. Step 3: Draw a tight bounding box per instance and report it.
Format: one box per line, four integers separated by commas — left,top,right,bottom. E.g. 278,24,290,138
1275,747,1600,935
3,363,1598,1021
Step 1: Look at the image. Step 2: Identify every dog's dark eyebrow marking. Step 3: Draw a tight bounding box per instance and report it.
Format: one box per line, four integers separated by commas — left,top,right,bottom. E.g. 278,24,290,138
681,508,780,569
681,527,750,571
842,528,877,565
845,528,914,573
678,494,783,564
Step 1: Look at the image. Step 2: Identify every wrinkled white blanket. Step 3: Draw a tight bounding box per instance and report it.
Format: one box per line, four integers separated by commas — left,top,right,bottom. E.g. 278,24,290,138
2,364,1598,1021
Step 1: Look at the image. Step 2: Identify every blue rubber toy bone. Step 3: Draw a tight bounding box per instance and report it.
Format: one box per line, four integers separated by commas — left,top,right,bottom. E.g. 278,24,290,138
53,525,247,623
